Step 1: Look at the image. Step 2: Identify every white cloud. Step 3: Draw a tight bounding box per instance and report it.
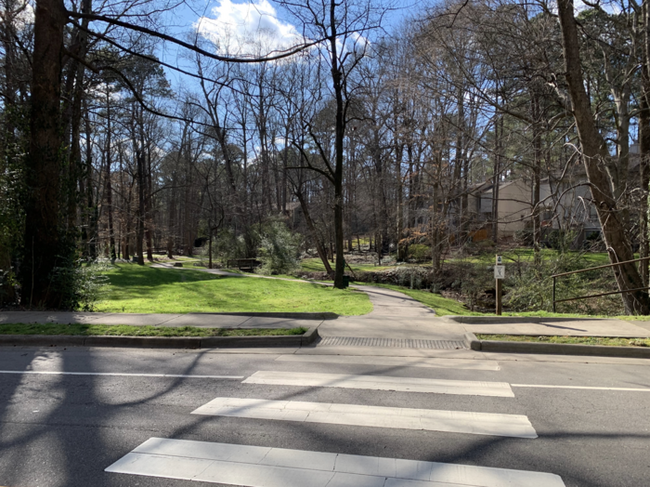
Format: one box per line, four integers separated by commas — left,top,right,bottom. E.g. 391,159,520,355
1,0,35,31
195,0,304,57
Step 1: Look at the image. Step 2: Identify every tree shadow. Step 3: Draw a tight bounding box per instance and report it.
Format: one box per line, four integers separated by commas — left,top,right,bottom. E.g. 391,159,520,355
0,347,647,487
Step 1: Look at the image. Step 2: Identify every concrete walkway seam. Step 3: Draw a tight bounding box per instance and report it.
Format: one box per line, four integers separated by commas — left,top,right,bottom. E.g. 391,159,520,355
0,326,320,350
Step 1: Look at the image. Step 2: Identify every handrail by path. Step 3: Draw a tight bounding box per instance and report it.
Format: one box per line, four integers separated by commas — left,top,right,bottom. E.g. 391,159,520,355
551,256,650,312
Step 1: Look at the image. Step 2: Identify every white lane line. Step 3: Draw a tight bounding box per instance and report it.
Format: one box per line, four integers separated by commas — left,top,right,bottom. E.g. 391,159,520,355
275,354,501,371
512,384,650,392
0,370,244,379
191,397,537,438
243,371,514,397
106,438,565,487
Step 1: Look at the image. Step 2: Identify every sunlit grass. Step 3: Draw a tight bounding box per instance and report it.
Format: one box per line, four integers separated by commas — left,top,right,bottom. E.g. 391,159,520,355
300,257,400,273
446,249,612,265
95,264,372,315
476,334,650,347
0,323,307,337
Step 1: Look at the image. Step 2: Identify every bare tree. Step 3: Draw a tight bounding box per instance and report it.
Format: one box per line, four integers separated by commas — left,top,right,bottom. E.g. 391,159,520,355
278,0,386,288
557,0,650,314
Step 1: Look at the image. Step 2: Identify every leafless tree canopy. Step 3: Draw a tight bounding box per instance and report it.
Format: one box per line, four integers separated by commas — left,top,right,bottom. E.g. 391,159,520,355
2,0,650,312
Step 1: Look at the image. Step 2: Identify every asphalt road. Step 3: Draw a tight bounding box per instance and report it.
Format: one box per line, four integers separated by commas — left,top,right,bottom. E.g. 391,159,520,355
0,345,648,487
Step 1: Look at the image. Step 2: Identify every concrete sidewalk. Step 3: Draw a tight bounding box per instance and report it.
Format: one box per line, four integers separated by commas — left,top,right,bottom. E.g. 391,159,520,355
446,316,650,358
448,315,650,338
319,285,463,341
1,278,650,357
0,310,331,329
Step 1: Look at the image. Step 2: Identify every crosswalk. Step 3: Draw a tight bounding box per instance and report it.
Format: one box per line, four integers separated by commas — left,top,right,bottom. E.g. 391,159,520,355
105,354,567,486
191,397,538,438
243,371,515,397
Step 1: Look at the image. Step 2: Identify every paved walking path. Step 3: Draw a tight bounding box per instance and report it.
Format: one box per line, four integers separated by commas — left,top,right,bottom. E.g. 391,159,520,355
149,263,650,338
2,265,650,355
318,285,465,342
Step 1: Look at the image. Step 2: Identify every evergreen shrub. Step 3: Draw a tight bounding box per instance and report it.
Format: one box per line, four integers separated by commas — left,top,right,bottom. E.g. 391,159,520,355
256,221,302,275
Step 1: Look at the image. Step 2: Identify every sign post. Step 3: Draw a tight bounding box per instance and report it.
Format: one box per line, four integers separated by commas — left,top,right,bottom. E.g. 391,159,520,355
494,255,504,315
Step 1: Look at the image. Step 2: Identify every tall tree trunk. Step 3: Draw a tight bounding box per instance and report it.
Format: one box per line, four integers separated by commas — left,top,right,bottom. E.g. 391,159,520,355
136,148,145,266
640,92,649,287
491,110,502,244
83,98,97,261
22,0,67,308
396,142,405,261
372,127,390,255
531,90,542,264
329,0,346,288
145,143,153,261
558,0,650,314
105,92,116,263
296,190,333,274
640,0,650,287
167,178,176,259
61,0,90,233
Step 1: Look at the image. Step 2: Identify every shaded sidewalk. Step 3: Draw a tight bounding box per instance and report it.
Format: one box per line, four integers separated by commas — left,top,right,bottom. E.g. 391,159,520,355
2,274,650,356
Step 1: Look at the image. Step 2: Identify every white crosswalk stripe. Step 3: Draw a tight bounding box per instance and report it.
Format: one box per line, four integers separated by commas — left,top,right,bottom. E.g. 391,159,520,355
106,438,565,487
105,358,566,486
243,371,515,397
275,354,501,370
191,397,538,438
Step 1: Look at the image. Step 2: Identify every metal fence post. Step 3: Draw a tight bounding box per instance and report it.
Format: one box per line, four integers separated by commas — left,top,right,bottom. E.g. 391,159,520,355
552,276,556,313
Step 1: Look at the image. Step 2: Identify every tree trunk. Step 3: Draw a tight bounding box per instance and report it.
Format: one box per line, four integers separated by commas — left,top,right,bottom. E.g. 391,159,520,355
531,90,542,264
329,0,347,289
136,148,145,266
145,143,153,261
84,99,97,261
296,191,333,274
167,181,176,259
105,93,116,263
640,93,649,286
558,0,650,314
640,0,650,287
22,0,67,308
491,110,502,244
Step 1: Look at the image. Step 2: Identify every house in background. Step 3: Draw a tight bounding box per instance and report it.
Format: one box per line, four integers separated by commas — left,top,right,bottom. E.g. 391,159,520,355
465,173,603,245
470,178,531,238
447,146,643,246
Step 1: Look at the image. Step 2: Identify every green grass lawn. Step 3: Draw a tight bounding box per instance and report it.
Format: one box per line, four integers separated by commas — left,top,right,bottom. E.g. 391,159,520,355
300,257,401,273
359,283,650,320
499,310,650,321
0,323,307,337
446,249,612,265
95,264,372,315
301,249,614,274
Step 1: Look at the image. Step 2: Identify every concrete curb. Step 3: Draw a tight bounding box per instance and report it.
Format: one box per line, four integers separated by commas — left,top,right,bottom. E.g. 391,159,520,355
189,312,338,320
463,332,481,351
465,332,650,359
447,315,596,324
0,311,338,324
0,326,320,350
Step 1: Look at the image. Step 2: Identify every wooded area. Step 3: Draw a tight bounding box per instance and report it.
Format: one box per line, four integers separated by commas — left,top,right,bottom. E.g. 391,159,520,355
2,0,650,313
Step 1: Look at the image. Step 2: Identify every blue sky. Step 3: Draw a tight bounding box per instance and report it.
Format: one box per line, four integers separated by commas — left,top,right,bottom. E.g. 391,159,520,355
159,0,426,89
191,0,424,50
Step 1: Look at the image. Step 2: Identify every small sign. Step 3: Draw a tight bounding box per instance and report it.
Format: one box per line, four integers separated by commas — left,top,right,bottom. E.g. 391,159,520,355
494,265,505,279
496,255,502,265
